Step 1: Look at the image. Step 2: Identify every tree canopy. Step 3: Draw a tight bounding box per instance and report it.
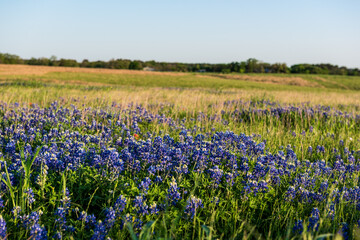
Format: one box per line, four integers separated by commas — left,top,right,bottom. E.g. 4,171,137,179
0,52,358,76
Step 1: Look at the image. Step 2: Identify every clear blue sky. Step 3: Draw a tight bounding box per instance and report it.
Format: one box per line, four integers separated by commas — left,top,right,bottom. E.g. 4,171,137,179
1,0,359,67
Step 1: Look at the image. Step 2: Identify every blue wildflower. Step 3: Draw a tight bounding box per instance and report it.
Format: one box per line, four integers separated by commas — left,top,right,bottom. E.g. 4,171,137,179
53,231,62,240
0,215,6,239
138,177,152,194
309,125,313,133
24,188,36,205
293,220,303,234
91,221,107,240
209,165,223,187
78,211,87,221
54,207,67,227
30,223,48,240
167,178,181,205
184,195,204,219
105,207,116,230
149,202,159,215
308,208,320,231
0,196,3,208
155,175,162,182
86,214,97,227
340,222,350,240
114,195,127,216
308,146,313,154
133,195,148,215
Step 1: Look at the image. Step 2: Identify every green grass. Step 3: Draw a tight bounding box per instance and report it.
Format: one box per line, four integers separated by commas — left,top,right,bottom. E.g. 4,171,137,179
1,71,359,91
239,73,360,90
1,72,306,91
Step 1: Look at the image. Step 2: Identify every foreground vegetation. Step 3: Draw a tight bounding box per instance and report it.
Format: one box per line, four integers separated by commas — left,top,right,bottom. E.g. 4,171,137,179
0,65,360,239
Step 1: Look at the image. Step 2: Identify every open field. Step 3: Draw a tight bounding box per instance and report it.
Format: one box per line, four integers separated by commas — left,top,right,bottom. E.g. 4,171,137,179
1,64,360,239
1,64,360,109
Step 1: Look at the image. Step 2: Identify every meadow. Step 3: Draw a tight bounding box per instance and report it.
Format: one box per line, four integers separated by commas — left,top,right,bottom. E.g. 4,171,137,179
0,64,360,239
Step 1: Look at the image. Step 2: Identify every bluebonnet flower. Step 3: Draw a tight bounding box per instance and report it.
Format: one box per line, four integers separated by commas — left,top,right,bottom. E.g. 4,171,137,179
91,221,107,240
319,180,328,192
293,220,303,234
78,211,87,221
211,197,219,206
60,188,71,210
54,207,67,227
167,178,181,205
24,188,36,205
184,195,204,219
22,210,42,229
147,165,157,176
225,172,236,186
133,195,148,215
339,222,350,240
308,146,313,154
86,214,97,227
155,175,162,182
269,168,281,185
0,196,3,208
105,207,116,230
308,208,320,231
5,140,16,155
114,195,127,216
209,165,223,187
133,218,144,233
11,206,21,218
256,180,268,193
286,146,297,161
316,145,325,154
53,187,72,233
29,223,47,240
149,202,159,215
138,177,152,194
123,213,133,225
0,215,6,239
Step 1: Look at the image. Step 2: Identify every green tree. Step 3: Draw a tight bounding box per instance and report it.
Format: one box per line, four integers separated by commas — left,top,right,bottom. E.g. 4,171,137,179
129,61,143,70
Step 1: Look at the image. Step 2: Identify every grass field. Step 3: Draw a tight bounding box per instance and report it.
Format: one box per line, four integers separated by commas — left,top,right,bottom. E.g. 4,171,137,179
1,64,360,108
0,64,360,239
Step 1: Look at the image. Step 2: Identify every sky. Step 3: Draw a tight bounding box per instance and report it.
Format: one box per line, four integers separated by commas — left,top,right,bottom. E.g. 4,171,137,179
0,0,359,68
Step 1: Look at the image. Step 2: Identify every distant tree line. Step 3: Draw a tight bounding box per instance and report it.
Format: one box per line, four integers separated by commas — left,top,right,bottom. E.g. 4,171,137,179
0,53,358,76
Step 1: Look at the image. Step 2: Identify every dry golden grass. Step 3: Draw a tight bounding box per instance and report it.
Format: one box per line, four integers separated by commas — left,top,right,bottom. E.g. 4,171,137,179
0,64,317,87
1,86,360,112
0,64,187,76
204,74,321,87
1,64,359,111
